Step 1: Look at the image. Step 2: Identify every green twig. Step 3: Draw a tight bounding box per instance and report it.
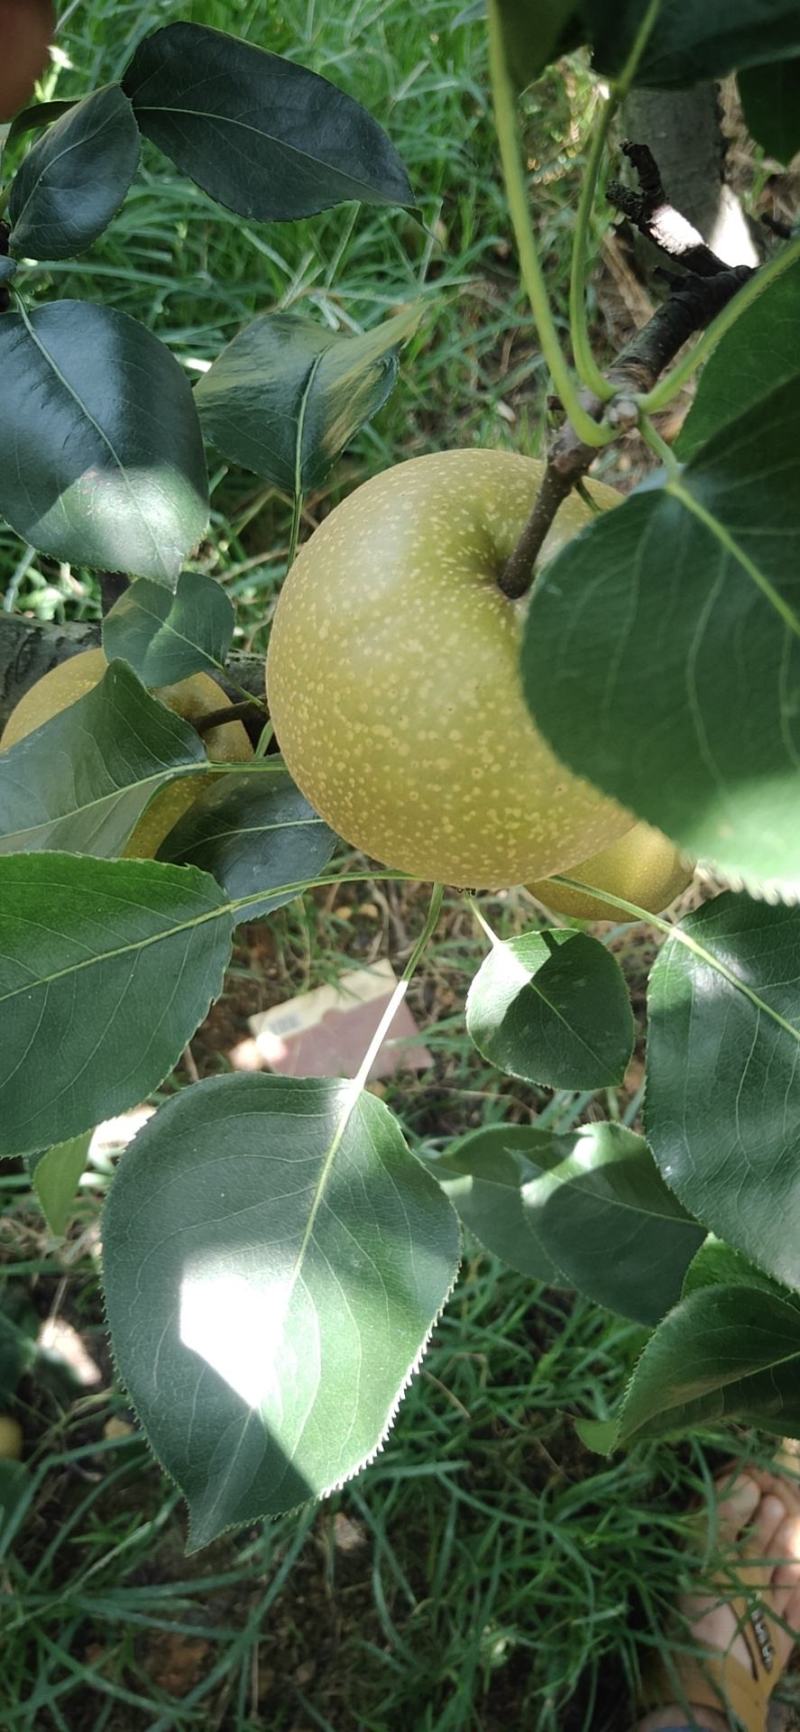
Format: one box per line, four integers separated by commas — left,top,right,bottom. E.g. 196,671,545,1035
568,0,662,402
637,234,800,415
486,0,614,449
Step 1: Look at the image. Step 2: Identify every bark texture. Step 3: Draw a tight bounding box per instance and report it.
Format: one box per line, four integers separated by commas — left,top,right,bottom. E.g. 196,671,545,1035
622,84,759,269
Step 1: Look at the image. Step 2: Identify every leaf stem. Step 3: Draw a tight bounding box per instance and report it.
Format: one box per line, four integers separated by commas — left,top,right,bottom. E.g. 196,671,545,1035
287,491,304,569
638,412,680,477
568,0,662,402
344,883,443,1099
486,0,614,449
465,894,499,947
637,233,800,414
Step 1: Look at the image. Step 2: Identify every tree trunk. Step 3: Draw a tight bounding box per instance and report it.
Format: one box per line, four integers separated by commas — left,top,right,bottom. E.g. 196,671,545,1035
623,83,759,268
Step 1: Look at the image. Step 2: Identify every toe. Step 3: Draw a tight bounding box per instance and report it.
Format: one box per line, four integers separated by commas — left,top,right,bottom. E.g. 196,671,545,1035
771,1514,800,1626
714,1472,761,1543
736,1493,789,1591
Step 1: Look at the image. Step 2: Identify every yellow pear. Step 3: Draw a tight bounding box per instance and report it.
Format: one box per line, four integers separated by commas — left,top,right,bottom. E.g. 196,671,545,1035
267,449,630,888
529,821,694,921
2,647,251,856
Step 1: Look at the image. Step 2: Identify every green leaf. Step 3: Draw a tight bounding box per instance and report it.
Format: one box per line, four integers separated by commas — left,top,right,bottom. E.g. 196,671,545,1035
195,306,419,492
123,23,413,221
103,1074,460,1547
583,0,800,88
103,571,234,686
29,1132,93,1237
599,1286,800,1450
682,1237,792,1302
158,765,337,918
0,853,233,1158
422,1125,562,1281
6,99,78,149
678,260,800,459
523,1123,704,1325
740,59,800,163
0,660,209,856
499,0,583,86
0,301,208,584
646,893,800,1290
466,928,633,1089
575,1416,618,1455
8,85,139,261
523,381,800,901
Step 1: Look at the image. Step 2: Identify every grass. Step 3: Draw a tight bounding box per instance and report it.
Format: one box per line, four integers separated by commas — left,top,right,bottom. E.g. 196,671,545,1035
3,1153,789,1732
0,4,789,1731
1,0,596,626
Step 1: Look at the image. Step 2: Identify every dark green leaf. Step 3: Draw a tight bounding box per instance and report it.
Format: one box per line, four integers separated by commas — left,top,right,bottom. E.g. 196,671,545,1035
466,928,633,1089
103,571,234,686
29,1132,93,1237
6,99,78,149
0,660,208,856
423,1124,562,1281
740,59,800,162
524,381,800,900
0,301,208,584
195,306,418,491
582,0,800,88
646,893,800,1289
682,1237,792,1302
8,85,139,261
594,1286,800,1451
0,259,17,284
159,765,336,918
500,0,583,86
678,260,800,459
103,1073,460,1546
123,23,413,221
523,1123,704,1324
0,853,233,1157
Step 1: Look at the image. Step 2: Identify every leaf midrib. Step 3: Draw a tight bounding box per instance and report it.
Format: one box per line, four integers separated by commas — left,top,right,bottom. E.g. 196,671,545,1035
15,302,165,575
136,102,388,203
668,476,800,640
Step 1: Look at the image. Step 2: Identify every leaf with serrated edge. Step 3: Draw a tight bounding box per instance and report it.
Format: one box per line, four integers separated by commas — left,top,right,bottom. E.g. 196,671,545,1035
0,853,233,1157
522,1123,704,1325
0,302,208,584
596,1285,800,1452
423,1124,562,1281
467,928,633,1089
524,380,800,902
0,661,208,857
103,1074,460,1547
646,893,800,1290
196,306,419,491
123,23,413,221
103,572,234,686
8,85,140,261
158,765,336,919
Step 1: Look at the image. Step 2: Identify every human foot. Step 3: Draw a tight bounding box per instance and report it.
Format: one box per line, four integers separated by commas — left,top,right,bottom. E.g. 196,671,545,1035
636,1463,800,1732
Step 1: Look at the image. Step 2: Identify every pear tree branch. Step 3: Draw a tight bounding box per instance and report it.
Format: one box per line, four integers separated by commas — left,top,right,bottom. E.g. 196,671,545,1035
498,141,758,602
